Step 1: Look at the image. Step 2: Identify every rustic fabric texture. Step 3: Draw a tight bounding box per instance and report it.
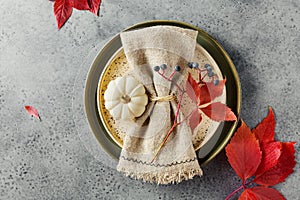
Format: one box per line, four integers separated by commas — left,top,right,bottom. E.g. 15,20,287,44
117,26,202,184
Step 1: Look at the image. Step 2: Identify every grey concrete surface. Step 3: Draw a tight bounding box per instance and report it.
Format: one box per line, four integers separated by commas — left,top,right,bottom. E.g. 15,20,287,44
0,0,299,199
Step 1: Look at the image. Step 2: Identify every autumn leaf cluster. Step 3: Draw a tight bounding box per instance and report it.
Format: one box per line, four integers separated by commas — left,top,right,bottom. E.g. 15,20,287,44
225,108,296,199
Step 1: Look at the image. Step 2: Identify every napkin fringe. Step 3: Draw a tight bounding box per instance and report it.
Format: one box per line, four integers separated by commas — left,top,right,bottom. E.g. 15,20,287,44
118,167,203,185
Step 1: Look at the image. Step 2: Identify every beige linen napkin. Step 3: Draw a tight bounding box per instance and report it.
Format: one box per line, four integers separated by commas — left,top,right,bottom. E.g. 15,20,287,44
117,25,202,184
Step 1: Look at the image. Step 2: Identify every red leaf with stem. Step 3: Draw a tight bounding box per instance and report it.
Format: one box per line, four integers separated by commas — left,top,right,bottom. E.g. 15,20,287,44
199,79,226,105
239,187,285,200
88,0,102,15
54,0,73,29
254,141,282,177
186,73,201,104
252,107,275,143
189,109,202,132
225,108,296,200
24,106,41,121
225,121,262,182
200,102,237,122
254,142,296,186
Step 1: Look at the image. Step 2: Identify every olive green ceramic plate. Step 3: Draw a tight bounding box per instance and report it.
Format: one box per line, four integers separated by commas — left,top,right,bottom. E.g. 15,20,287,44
84,20,241,165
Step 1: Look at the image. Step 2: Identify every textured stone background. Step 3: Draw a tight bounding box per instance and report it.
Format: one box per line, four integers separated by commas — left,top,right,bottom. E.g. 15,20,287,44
0,0,299,199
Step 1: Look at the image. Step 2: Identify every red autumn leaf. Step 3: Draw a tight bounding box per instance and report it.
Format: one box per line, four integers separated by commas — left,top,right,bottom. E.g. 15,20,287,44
189,110,202,132
254,142,296,186
225,121,262,181
24,106,41,121
252,107,275,143
254,141,282,176
199,79,226,105
186,73,201,104
72,0,90,10
54,0,73,29
88,0,102,15
52,0,102,29
239,187,285,200
200,102,237,122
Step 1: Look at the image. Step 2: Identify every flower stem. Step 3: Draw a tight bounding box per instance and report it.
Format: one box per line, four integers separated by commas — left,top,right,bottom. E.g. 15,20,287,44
168,70,176,79
225,180,253,200
174,90,184,122
150,72,185,162
158,71,183,93
150,122,178,163
177,107,198,125
200,73,207,82
225,185,244,200
197,68,202,82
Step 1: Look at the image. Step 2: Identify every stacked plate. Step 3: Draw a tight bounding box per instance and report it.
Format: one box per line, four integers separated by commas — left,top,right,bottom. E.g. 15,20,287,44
84,20,241,165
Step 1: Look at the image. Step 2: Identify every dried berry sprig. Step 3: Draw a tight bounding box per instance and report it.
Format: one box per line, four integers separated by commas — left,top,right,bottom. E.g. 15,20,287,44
189,62,219,84
154,64,184,92
151,64,185,162
151,62,237,162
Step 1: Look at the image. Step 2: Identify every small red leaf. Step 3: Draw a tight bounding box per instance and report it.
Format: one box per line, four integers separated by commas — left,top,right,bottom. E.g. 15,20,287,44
24,106,41,121
54,0,73,29
239,187,285,200
225,121,262,181
252,107,275,143
254,142,296,186
254,141,282,176
186,73,201,104
88,0,102,15
199,79,226,105
72,0,90,10
189,110,202,132
200,102,237,122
